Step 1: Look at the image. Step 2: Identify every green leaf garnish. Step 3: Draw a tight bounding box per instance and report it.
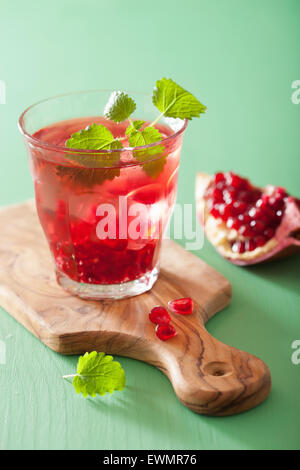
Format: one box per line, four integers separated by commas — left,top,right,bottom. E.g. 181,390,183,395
56,164,121,187
142,155,167,179
59,79,206,184
125,120,145,135
152,78,206,120
59,124,123,187
63,351,126,398
128,126,166,178
104,91,136,123
128,125,162,148
65,123,122,151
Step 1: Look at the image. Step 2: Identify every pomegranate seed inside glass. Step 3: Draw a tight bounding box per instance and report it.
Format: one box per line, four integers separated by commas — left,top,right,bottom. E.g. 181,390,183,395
19,91,187,300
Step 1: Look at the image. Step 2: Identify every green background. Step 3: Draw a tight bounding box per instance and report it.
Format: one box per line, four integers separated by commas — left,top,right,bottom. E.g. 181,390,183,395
0,0,299,450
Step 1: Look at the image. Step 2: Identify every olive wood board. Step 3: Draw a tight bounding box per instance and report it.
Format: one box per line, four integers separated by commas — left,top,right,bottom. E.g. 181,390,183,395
0,201,271,416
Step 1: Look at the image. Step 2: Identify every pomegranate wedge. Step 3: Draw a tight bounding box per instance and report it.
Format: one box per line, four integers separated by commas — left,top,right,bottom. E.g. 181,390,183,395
196,171,300,265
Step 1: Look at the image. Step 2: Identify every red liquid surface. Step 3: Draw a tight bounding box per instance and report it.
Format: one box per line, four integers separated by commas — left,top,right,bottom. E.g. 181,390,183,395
30,117,182,284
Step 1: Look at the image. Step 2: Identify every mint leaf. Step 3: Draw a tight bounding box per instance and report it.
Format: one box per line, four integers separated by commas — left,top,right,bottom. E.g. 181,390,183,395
125,120,145,136
65,139,122,169
64,351,126,398
152,78,206,120
56,164,121,187
142,156,167,178
104,91,136,123
128,126,162,148
59,78,207,185
128,126,166,178
59,124,123,187
65,123,120,151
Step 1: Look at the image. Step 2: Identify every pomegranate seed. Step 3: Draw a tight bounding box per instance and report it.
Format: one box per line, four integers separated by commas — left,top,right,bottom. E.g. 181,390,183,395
256,197,270,211
254,235,267,247
239,190,253,203
263,206,277,222
149,306,171,325
248,207,258,218
211,206,220,218
231,219,241,230
214,172,226,184
216,184,227,193
219,202,236,220
261,193,270,204
239,225,254,237
217,203,226,215
238,213,251,224
226,217,235,229
212,187,224,202
101,238,128,251
232,241,245,254
249,219,266,233
268,196,284,211
155,324,177,341
257,209,270,223
251,190,262,202
264,228,275,239
226,172,248,190
274,187,287,198
233,201,247,213
223,188,236,203
245,239,257,251
168,297,194,315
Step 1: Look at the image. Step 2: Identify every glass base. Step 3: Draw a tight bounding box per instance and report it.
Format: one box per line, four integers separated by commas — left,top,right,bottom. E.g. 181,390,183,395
56,266,159,300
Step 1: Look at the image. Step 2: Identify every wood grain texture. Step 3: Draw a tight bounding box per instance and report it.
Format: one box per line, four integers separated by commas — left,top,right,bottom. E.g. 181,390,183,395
0,201,271,416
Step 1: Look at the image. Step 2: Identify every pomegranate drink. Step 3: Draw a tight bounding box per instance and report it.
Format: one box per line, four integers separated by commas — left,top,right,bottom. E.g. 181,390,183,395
32,117,181,289
19,82,206,299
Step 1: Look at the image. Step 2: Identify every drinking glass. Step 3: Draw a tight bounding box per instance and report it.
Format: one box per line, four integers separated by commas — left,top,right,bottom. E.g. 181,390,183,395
19,90,187,299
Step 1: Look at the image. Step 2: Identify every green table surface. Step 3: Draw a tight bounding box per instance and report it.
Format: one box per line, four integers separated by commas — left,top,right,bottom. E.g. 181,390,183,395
0,0,299,450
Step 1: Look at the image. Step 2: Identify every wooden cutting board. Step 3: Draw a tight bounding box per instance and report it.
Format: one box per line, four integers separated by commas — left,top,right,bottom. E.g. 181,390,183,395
0,201,271,416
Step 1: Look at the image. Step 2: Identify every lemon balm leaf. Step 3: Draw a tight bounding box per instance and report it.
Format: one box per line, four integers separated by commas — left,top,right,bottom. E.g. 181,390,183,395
63,351,126,398
128,126,166,178
142,156,167,179
128,126,162,148
60,79,207,186
152,78,207,120
104,91,136,123
56,165,121,187
125,120,145,136
74,352,126,397
65,123,121,151
128,126,164,163
61,124,123,187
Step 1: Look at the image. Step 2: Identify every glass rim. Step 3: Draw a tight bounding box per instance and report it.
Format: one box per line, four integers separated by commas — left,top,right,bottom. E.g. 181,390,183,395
18,89,188,155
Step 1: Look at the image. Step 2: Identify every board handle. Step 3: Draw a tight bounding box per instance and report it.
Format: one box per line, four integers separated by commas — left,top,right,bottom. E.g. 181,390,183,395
158,321,271,416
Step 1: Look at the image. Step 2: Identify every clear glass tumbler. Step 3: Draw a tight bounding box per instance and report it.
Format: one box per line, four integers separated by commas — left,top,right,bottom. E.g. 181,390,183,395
19,90,187,299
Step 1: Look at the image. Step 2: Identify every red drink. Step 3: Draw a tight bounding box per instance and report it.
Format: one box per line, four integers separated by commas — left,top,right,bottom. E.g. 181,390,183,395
19,91,187,299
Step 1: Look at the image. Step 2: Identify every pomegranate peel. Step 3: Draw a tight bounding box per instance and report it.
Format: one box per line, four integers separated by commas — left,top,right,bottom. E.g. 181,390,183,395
196,172,300,265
